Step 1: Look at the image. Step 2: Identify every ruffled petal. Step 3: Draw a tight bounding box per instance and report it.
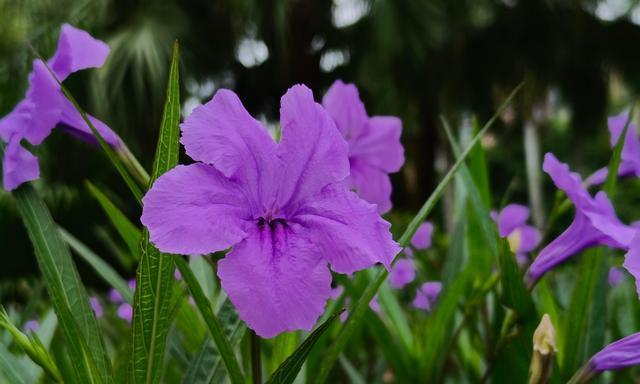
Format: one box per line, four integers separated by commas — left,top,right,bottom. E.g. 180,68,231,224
2,135,40,191
57,97,122,148
321,80,368,140
47,24,110,81
623,233,640,299
497,204,529,237
276,85,350,210
350,116,404,173
292,183,400,274
217,225,332,338
141,164,252,255
411,222,434,250
180,89,278,210
348,158,393,213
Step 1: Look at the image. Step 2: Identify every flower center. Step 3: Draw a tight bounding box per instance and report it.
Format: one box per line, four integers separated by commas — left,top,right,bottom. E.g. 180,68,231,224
257,210,287,230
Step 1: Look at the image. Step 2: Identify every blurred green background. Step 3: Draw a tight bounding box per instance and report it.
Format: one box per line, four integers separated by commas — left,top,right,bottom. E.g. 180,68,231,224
3,0,640,298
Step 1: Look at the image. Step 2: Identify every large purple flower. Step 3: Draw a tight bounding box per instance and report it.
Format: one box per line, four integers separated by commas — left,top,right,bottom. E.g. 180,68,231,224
493,204,541,264
141,85,400,338
586,112,640,186
0,24,120,191
322,80,404,213
526,153,635,286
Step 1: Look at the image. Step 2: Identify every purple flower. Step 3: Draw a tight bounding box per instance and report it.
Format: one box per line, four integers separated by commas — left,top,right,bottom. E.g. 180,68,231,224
389,258,416,289
608,266,624,287
410,222,434,250
117,303,133,323
493,204,541,261
413,282,442,311
24,320,39,333
526,153,635,286
322,80,404,213
141,85,400,338
90,297,103,318
586,112,640,186
590,332,640,372
108,288,123,303
0,24,120,191
369,295,381,314
623,234,640,298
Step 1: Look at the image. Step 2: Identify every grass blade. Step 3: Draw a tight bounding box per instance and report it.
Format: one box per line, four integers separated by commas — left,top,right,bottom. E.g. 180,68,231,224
60,228,133,304
86,181,141,259
267,312,342,384
174,257,245,384
129,41,181,384
313,82,523,383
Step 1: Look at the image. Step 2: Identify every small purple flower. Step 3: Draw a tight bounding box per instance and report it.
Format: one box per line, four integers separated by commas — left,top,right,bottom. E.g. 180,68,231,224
330,285,344,300
369,295,381,314
108,288,123,303
410,222,434,250
174,269,182,281
117,303,133,323
90,297,103,318
389,258,416,289
493,204,541,262
608,266,624,287
141,85,400,338
526,153,635,286
589,332,640,372
24,320,39,333
322,80,404,213
0,24,120,191
586,112,640,186
413,282,442,311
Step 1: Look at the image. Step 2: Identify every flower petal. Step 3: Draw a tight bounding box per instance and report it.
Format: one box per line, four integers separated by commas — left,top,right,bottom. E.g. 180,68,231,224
276,85,349,209
526,211,620,284
389,258,416,289
513,225,541,253
591,332,640,372
2,136,40,191
47,24,110,81
217,225,332,338
623,233,640,299
321,80,368,141
180,89,278,208
411,222,434,250
141,164,251,255
57,97,122,148
350,116,404,173
292,183,400,274
348,158,393,213
497,204,529,237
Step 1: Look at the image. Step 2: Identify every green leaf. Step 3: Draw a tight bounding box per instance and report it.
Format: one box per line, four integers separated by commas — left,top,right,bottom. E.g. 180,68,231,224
498,239,536,317
86,181,141,259
338,356,367,384
376,281,412,351
267,312,342,384
129,41,181,384
174,257,245,384
0,155,112,383
181,299,246,384
60,228,133,304
313,82,524,383
421,269,472,381
0,343,29,384
561,248,608,379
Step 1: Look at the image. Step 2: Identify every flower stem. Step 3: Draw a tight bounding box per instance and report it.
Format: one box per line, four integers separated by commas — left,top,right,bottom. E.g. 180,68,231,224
251,331,262,384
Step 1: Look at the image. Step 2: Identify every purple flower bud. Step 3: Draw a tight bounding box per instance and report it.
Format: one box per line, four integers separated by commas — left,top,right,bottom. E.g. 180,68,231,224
24,320,39,333
413,282,442,311
389,259,416,289
108,288,123,303
410,222,434,250
90,296,103,318
117,303,133,323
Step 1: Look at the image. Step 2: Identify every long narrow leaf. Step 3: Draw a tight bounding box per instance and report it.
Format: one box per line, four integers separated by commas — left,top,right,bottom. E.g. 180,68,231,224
60,228,133,304
129,41,181,384
1,140,112,382
174,257,245,384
